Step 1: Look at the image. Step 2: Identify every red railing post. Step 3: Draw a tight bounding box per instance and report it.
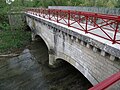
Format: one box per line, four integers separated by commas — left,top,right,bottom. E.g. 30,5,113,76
48,9,50,20
85,16,88,33
41,8,43,17
112,20,119,44
94,13,97,27
57,10,59,23
33,8,35,15
39,9,40,17
32,9,33,14
35,8,37,16
59,10,61,20
42,9,44,18
34,9,35,15
68,10,70,27
36,8,38,16
78,12,81,23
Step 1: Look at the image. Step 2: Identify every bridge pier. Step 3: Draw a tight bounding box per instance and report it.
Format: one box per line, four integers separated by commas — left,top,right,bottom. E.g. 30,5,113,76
48,49,63,68
49,54,56,67
31,32,36,41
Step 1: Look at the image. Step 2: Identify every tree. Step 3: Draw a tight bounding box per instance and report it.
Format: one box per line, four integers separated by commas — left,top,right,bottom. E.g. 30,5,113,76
116,0,120,7
106,0,117,8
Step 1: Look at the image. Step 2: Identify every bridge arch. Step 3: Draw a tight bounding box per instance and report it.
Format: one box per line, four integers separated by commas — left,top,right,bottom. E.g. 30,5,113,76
32,33,50,51
30,28,98,85
55,53,98,85
55,58,93,85
31,31,56,66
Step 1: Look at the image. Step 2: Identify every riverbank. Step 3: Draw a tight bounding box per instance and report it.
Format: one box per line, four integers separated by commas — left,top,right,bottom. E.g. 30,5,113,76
0,28,31,54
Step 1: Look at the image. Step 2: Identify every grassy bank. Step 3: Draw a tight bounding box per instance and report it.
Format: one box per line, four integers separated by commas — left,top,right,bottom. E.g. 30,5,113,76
0,27,31,54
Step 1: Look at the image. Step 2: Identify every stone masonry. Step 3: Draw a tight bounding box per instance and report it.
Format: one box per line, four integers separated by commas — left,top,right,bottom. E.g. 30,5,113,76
26,13,120,87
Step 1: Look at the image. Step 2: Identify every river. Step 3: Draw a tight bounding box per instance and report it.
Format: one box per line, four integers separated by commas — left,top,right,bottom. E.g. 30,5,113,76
0,38,92,90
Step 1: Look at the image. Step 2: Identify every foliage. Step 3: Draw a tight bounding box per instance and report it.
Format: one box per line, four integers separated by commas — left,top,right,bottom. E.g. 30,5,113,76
0,0,31,53
0,25,31,53
4,0,118,8
0,22,10,30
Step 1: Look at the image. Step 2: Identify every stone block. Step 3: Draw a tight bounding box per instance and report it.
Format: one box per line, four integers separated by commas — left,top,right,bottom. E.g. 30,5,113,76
80,41,84,46
110,55,115,61
93,47,97,52
71,36,74,40
86,43,90,48
101,51,106,56
75,38,79,43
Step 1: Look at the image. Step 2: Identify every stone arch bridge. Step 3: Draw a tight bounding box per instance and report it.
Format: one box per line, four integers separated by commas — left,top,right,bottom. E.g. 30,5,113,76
25,8,120,89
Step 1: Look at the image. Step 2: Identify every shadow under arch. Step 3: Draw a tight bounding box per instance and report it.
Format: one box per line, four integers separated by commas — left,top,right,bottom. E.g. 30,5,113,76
33,34,49,64
34,34,50,51
55,56,96,85
55,58,93,88
24,25,32,31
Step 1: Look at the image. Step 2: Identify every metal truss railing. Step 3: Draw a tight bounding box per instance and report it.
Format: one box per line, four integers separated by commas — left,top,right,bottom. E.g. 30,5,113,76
26,8,120,44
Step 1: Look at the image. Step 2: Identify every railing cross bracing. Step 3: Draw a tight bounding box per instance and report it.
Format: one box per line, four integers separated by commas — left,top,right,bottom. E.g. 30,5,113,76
26,8,120,44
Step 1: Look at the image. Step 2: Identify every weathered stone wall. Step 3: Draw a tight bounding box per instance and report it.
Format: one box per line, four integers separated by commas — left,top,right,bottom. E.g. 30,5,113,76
48,6,120,15
8,12,25,30
26,14,120,88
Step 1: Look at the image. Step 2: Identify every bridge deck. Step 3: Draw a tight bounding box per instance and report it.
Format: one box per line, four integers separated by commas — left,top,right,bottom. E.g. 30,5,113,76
26,11,120,51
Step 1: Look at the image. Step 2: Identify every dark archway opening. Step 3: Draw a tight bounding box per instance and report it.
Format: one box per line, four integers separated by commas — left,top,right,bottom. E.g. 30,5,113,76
24,25,32,31
30,35,49,65
53,59,93,90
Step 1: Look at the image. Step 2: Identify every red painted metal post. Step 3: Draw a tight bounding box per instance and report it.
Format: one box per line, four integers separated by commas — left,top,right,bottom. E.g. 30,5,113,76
57,10,59,23
43,9,45,18
35,9,37,15
68,10,70,27
112,21,119,44
37,9,39,16
59,10,61,20
85,16,88,33
34,9,35,15
113,16,120,44
48,9,50,20
78,12,81,23
32,9,34,14
94,13,97,27
33,8,35,15
39,9,41,17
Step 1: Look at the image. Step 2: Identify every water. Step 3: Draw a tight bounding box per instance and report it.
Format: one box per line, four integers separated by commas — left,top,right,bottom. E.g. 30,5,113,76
0,39,92,90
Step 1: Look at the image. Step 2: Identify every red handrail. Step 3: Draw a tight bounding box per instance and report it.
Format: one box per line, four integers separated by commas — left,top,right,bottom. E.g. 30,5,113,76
89,72,120,90
26,8,120,44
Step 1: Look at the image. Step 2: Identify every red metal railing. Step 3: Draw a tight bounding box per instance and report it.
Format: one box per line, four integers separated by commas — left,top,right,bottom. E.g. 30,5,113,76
26,8,120,44
89,71,120,90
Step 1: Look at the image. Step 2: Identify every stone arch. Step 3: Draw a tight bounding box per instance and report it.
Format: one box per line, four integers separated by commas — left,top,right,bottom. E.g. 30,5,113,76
31,32,56,66
55,53,98,85
32,32,51,51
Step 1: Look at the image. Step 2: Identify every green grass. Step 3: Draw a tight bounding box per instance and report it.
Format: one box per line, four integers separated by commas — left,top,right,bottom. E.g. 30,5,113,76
0,28,31,54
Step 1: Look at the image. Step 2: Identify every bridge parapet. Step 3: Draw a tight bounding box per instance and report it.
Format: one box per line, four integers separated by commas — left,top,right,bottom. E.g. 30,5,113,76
26,8,120,60
25,8,120,87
